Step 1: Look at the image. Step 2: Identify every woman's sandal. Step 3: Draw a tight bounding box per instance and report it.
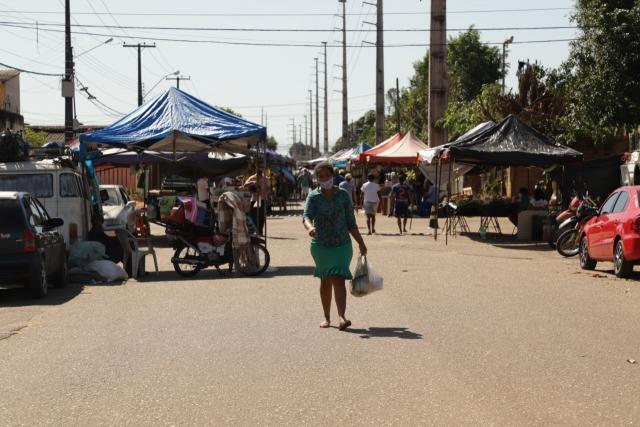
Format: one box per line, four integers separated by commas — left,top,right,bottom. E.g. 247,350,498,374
338,320,352,331
319,320,331,328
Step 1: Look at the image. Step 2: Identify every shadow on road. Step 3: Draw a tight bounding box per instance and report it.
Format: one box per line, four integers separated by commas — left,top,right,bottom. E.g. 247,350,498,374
464,232,554,252
340,326,423,340
261,265,315,278
0,283,84,308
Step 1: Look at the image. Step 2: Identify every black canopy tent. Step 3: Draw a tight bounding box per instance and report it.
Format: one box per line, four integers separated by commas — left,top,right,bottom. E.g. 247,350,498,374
422,115,583,242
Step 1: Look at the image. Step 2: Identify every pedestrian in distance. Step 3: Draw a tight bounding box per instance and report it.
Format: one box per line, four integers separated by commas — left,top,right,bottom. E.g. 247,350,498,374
391,174,413,235
339,173,357,209
299,168,311,199
303,162,367,331
361,173,381,235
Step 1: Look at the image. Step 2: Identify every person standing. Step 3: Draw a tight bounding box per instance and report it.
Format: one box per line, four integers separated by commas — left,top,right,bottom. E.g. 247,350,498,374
391,174,413,234
299,169,311,200
244,169,270,235
303,162,367,331
339,173,356,208
361,173,381,235
333,167,346,186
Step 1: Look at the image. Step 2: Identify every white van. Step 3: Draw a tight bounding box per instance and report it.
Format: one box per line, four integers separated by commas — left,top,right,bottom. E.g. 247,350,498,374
0,159,94,246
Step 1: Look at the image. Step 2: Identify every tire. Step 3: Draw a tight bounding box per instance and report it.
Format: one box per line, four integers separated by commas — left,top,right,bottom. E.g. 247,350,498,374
239,243,270,277
614,239,634,278
579,236,597,271
556,229,580,257
172,245,203,278
51,257,68,288
27,257,48,298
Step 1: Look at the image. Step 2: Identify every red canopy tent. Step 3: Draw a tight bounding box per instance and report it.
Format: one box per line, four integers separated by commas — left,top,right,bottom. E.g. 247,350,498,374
356,132,403,162
360,131,428,164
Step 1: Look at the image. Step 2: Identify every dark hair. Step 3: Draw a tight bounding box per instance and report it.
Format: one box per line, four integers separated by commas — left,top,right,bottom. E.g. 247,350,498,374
533,187,545,200
519,187,529,196
367,173,375,181
398,174,406,183
315,161,334,176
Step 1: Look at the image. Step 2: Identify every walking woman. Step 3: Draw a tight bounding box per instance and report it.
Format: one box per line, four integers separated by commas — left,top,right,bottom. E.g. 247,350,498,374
303,162,367,331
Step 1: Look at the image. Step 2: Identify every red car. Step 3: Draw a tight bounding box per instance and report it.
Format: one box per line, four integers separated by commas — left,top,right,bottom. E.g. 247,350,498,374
579,186,640,277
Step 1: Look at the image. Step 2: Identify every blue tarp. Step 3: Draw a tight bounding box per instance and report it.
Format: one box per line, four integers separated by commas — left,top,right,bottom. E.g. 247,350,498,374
80,87,266,153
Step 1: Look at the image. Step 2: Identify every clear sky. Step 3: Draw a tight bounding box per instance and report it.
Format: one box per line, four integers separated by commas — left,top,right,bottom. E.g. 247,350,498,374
0,0,576,154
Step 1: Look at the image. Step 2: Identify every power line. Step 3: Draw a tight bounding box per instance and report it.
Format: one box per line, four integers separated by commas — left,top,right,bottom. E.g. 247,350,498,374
0,61,63,76
0,21,580,32
0,7,573,17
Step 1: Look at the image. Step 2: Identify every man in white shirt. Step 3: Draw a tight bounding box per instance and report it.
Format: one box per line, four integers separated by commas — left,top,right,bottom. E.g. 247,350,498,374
361,173,381,235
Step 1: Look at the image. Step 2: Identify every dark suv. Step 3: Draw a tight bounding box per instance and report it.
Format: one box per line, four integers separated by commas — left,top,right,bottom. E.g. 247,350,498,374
0,192,67,298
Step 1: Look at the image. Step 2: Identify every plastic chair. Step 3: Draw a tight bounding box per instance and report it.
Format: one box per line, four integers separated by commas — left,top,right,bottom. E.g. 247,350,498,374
125,230,159,278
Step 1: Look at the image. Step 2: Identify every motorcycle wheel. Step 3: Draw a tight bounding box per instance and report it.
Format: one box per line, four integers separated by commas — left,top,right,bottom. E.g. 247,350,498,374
173,245,203,278
556,229,580,257
238,243,270,277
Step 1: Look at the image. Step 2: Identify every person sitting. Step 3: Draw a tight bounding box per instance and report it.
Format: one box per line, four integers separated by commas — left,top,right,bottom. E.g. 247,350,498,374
88,216,124,264
530,187,549,209
509,188,530,226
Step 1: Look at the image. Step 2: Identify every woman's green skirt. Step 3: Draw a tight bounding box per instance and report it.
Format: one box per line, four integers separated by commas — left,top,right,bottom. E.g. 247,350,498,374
310,241,353,280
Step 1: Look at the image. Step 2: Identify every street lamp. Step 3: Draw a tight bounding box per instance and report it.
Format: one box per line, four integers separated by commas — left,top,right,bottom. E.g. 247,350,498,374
502,35,514,94
144,70,180,101
75,37,114,58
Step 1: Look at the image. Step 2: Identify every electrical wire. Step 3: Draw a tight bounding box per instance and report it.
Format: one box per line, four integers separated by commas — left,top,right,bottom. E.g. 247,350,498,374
0,61,63,76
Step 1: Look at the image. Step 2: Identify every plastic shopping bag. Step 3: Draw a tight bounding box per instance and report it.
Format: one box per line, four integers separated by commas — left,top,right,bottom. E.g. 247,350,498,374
350,256,384,297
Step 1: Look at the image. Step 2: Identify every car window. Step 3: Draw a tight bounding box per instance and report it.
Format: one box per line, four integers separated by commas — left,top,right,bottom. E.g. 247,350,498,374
0,199,25,227
33,198,51,221
27,198,45,229
613,191,629,213
60,173,81,197
600,192,620,215
102,188,122,206
0,174,53,198
119,188,130,203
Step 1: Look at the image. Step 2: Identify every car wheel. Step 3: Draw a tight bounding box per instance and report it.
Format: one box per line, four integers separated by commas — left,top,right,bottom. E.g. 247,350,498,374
27,257,48,298
579,236,597,271
614,239,633,278
51,257,68,288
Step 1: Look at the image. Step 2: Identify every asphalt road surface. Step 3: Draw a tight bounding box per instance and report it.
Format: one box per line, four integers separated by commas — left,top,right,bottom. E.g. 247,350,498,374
2,209,640,425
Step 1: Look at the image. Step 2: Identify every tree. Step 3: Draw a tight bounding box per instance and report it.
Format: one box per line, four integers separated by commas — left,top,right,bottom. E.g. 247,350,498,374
23,128,48,147
266,136,278,151
220,107,243,117
288,142,320,161
564,0,640,140
332,110,376,151
447,28,503,102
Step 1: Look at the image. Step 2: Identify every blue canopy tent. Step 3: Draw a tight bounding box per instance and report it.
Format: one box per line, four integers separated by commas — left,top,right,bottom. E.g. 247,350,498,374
80,87,267,155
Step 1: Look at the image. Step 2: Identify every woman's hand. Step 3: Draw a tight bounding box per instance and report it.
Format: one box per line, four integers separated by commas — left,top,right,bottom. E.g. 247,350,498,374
359,242,367,256
308,227,317,237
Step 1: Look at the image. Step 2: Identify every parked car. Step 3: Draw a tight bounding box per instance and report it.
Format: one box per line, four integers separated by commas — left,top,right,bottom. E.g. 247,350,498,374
0,159,95,246
99,185,136,232
579,186,640,278
0,192,67,297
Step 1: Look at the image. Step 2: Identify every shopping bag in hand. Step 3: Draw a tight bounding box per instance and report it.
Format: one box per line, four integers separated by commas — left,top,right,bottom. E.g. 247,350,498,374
350,256,384,297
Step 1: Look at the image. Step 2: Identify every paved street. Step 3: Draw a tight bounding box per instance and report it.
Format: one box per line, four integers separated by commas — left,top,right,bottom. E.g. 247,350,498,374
2,209,640,425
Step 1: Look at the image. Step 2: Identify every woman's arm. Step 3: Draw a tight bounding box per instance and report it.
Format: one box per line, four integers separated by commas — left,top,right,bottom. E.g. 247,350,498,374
349,227,367,256
345,193,367,255
302,195,316,237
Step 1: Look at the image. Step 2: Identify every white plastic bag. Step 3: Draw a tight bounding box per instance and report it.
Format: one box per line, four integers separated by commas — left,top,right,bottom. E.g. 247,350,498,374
350,256,384,297
84,260,128,283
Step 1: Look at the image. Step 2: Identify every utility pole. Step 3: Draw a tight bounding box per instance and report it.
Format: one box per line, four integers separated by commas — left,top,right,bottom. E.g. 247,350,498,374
428,0,447,147
123,42,156,106
502,36,514,94
63,0,74,143
395,77,401,133
166,74,191,89
322,42,329,156
304,115,308,147
308,89,313,149
315,56,320,153
339,0,348,151
365,0,384,145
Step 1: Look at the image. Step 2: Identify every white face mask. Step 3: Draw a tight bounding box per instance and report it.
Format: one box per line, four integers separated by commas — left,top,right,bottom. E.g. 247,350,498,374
318,179,334,189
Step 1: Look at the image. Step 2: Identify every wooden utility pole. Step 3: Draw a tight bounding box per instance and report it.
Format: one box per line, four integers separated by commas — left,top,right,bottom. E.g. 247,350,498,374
339,0,348,152
315,56,320,153
308,89,313,149
375,0,385,145
123,42,156,106
166,74,190,89
395,77,401,133
304,115,308,146
63,0,74,143
428,0,447,147
322,42,329,156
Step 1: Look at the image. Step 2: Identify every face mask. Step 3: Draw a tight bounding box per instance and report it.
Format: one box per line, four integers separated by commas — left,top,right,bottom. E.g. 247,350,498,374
318,179,334,189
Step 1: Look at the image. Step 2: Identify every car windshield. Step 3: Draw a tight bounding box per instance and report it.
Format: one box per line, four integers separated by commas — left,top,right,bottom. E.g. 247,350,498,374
0,174,53,198
102,188,122,206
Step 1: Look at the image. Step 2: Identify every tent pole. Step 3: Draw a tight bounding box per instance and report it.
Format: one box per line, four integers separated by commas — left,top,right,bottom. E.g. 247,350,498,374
446,159,452,245
262,136,268,246
434,157,441,241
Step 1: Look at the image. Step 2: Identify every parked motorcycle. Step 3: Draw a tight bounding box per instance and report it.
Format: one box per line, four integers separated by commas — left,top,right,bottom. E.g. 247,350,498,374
549,194,584,248
556,201,598,257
